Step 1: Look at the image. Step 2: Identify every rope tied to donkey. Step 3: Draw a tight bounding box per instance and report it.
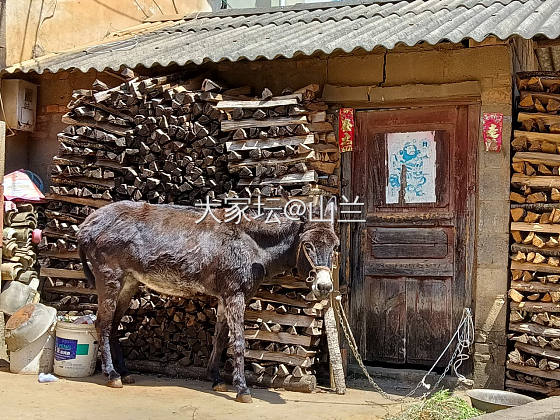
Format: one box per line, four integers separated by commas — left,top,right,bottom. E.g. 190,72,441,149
333,295,474,402
297,241,331,285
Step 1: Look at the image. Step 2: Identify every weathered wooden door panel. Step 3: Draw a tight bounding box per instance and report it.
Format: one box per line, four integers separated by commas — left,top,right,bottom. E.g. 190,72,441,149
352,276,406,363
369,227,449,259
405,278,452,365
350,105,476,367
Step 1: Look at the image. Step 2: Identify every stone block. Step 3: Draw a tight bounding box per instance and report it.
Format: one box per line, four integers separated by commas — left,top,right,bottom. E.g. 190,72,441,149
482,87,512,105
385,45,510,86
476,233,510,266
477,200,510,236
473,273,507,345
327,53,385,86
473,342,506,389
477,397,560,420
478,144,511,170
479,167,511,202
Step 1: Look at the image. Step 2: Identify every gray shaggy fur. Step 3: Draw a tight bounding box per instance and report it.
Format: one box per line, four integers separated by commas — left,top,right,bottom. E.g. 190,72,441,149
77,200,338,400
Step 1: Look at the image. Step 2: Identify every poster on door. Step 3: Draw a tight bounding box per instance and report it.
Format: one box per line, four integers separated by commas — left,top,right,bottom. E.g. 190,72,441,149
386,131,437,204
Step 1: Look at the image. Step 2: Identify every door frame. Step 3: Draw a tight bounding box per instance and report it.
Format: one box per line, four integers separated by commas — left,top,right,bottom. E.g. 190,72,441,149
340,99,480,372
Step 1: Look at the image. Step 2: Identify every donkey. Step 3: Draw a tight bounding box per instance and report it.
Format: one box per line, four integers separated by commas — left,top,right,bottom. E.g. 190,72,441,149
77,200,338,403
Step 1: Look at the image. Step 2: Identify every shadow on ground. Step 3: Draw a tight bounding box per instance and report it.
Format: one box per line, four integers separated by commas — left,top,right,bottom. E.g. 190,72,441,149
67,372,288,404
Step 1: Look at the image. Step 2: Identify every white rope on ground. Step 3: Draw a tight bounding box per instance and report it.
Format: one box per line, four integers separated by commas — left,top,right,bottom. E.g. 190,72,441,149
333,294,474,403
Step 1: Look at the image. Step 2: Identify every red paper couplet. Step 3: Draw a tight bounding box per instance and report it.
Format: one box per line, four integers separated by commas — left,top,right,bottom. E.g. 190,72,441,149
338,108,355,153
482,112,503,152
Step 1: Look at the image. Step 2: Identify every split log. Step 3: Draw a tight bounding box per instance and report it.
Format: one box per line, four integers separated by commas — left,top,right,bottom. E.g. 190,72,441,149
227,348,313,367
244,330,319,347
507,362,560,382
512,174,560,189
515,342,560,362
514,151,560,167
511,281,560,294
221,116,308,132
511,301,560,313
217,98,298,109
40,267,86,279
506,379,556,396
245,310,321,328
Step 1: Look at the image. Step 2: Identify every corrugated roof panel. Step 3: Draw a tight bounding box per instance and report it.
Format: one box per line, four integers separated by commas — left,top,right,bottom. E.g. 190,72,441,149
4,0,560,74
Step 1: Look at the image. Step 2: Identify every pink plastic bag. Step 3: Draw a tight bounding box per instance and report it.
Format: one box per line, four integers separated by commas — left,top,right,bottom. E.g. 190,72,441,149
3,170,45,202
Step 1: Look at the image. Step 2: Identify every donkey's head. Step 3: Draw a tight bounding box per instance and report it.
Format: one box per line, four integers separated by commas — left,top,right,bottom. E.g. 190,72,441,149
296,201,339,299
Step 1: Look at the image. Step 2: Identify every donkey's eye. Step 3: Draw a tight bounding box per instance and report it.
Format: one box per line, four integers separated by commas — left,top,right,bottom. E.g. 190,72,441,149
305,243,314,251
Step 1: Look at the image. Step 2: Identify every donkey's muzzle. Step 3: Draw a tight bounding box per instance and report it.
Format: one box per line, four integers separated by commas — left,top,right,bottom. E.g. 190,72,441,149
312,269,334,299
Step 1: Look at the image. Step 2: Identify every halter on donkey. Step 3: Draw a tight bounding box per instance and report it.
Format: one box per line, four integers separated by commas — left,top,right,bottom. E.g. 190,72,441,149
77,200,339,403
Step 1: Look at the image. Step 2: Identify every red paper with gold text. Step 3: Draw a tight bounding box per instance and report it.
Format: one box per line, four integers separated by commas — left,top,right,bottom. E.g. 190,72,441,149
338,108,355,152
482,112,503,152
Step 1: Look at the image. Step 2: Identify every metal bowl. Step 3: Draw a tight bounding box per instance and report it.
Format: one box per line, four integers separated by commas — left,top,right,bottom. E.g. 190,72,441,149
466,389,537,413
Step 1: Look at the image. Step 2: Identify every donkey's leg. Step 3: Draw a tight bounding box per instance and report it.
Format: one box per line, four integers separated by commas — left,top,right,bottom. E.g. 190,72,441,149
95,264,124,388
208,299,229,391
109,336,129,383
225,293,251,403
110,279,139,385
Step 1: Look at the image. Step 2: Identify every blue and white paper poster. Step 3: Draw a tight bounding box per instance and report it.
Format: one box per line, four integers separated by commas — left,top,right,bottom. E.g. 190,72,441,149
386,131,437,204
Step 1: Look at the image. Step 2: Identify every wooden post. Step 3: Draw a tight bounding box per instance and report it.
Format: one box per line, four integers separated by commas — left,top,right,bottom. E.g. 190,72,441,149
338,114,352,375
0,120,8,364
325,300,346,394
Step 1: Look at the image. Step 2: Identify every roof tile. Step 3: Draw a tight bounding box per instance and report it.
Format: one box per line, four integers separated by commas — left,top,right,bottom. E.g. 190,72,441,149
4,0,559,74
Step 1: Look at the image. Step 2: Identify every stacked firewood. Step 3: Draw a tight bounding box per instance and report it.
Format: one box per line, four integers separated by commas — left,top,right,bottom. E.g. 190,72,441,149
38,200,98,316
216,84,337,384
120,274,324,392
239,274,326,385
39,72,234,311
60,74,234,204
507,72,560,396
38,71,339,391
38,77,126,313
119,291,217,366
220,84,338,198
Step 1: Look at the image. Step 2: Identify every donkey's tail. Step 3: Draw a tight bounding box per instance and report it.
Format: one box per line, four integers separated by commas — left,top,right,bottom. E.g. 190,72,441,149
79,246,96,290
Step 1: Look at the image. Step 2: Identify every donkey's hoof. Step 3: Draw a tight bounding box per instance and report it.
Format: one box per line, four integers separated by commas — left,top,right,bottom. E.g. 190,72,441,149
212,382,228,392
121,375,135,384
235,393,253,403
107,378,123,388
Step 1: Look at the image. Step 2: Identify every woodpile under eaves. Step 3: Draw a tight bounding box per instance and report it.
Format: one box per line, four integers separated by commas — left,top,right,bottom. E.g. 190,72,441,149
507,72,560,396
38,69,340,391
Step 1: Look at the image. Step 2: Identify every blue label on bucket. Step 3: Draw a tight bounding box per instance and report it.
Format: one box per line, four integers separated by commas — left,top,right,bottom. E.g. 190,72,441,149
55,337,77,361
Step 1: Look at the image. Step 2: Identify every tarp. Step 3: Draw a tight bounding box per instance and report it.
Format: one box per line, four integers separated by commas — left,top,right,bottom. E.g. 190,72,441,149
3,170,45,202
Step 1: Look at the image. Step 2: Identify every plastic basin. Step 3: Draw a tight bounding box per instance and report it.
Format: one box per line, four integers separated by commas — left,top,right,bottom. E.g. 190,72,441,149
466,389,537,413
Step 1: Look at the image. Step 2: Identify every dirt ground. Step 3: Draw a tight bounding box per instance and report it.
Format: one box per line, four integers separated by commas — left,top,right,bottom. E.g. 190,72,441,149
0,370,415,420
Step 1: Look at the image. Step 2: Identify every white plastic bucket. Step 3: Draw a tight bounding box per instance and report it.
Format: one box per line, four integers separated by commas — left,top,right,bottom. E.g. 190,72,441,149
54,322,98,378
10,327,55,374
0,281,38,315
5,303,57,351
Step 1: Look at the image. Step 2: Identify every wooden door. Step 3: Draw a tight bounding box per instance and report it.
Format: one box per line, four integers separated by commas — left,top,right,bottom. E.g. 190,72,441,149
350,105,477,367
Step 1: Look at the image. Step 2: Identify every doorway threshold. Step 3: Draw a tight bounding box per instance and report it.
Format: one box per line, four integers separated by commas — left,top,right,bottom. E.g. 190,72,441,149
346,363,474,396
